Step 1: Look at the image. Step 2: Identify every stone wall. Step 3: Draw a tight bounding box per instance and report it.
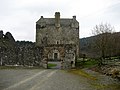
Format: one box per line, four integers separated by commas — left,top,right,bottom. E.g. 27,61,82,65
0,31,43,66
0,31,16,65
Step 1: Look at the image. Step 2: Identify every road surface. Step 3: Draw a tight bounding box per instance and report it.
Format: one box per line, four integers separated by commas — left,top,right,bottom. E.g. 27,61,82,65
0,69,119,90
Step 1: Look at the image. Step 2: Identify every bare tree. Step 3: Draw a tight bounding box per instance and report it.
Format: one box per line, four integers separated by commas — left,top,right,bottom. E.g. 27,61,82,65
92,23,115,65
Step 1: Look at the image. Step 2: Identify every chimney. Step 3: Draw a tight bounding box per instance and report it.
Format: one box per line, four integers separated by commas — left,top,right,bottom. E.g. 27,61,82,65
41,16,43,18
73,16,76,22
55,12,60,27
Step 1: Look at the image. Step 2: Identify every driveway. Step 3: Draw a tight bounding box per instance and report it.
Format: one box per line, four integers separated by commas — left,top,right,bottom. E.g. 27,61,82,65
0,69,119,90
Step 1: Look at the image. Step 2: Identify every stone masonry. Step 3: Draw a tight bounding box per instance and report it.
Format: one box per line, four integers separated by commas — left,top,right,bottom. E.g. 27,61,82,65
36,12,80,69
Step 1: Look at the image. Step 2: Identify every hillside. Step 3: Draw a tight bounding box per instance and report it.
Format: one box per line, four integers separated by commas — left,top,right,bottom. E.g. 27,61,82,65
80,32,120,58
80,36,97,58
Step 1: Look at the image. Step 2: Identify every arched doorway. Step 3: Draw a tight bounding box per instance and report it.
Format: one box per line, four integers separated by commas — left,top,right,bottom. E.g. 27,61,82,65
47,49,61,69
42,45,65,69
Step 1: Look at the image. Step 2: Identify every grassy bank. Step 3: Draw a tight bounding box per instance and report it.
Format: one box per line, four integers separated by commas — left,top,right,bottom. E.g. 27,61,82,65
76,58,98,68
69,69,97,80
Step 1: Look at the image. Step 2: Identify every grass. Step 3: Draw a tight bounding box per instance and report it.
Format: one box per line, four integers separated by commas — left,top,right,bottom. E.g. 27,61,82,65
91,83,120,90
47,63,57,68
83,60,98,68
0,63,57,69
76,59,98,68
69,69,120,90
69,69,97,80
0,66,42,69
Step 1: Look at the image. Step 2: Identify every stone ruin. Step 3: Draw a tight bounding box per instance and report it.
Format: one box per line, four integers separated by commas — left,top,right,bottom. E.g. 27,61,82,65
0,31,42,66
0,30,16,65
0,12,80,69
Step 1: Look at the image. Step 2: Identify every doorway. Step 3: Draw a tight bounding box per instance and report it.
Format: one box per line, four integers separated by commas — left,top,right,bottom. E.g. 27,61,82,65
54,53,58,60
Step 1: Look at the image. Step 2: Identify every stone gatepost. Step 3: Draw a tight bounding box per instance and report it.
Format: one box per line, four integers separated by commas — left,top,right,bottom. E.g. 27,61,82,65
64,50,76,69
42,56,48,69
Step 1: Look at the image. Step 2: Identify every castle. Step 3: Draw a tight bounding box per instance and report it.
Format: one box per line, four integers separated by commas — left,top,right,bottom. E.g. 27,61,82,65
36,12,79,69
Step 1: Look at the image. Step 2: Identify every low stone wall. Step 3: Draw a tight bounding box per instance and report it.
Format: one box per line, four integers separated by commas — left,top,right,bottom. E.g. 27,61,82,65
100,65,120,79
103,59,120,66
0,46,43,66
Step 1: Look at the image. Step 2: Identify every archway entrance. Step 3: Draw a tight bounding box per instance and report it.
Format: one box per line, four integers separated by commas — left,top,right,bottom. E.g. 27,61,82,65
41,44,76,69
48,51,61,69
42,46,64,69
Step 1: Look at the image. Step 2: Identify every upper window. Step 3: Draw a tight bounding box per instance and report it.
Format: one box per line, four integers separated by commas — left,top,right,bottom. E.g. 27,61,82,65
56,40,60,44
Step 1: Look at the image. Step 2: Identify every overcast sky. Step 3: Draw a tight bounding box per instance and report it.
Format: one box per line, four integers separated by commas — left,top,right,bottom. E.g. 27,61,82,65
0,0,120,41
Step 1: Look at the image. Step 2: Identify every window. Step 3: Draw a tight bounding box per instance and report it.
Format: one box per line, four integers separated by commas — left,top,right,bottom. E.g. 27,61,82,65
56,40,60,44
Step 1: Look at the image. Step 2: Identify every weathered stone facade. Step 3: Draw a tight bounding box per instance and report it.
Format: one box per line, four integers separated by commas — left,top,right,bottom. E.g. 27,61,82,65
0,31,42,67
36,12,79,69
0,31,16,66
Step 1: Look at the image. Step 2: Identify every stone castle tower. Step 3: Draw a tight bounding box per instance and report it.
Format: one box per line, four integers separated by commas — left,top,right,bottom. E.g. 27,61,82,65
36,12,79,69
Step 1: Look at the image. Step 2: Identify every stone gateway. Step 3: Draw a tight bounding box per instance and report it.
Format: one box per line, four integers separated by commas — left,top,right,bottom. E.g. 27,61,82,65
36,12,79,69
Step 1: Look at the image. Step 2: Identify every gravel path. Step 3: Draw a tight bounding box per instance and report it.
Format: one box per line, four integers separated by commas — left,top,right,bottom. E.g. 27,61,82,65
0,69,119,90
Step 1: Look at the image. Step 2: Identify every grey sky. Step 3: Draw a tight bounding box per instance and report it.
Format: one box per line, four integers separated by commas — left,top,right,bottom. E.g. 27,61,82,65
0,0,120,41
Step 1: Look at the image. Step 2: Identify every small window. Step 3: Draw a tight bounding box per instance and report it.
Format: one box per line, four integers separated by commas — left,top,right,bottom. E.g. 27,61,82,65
56,40,60,44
